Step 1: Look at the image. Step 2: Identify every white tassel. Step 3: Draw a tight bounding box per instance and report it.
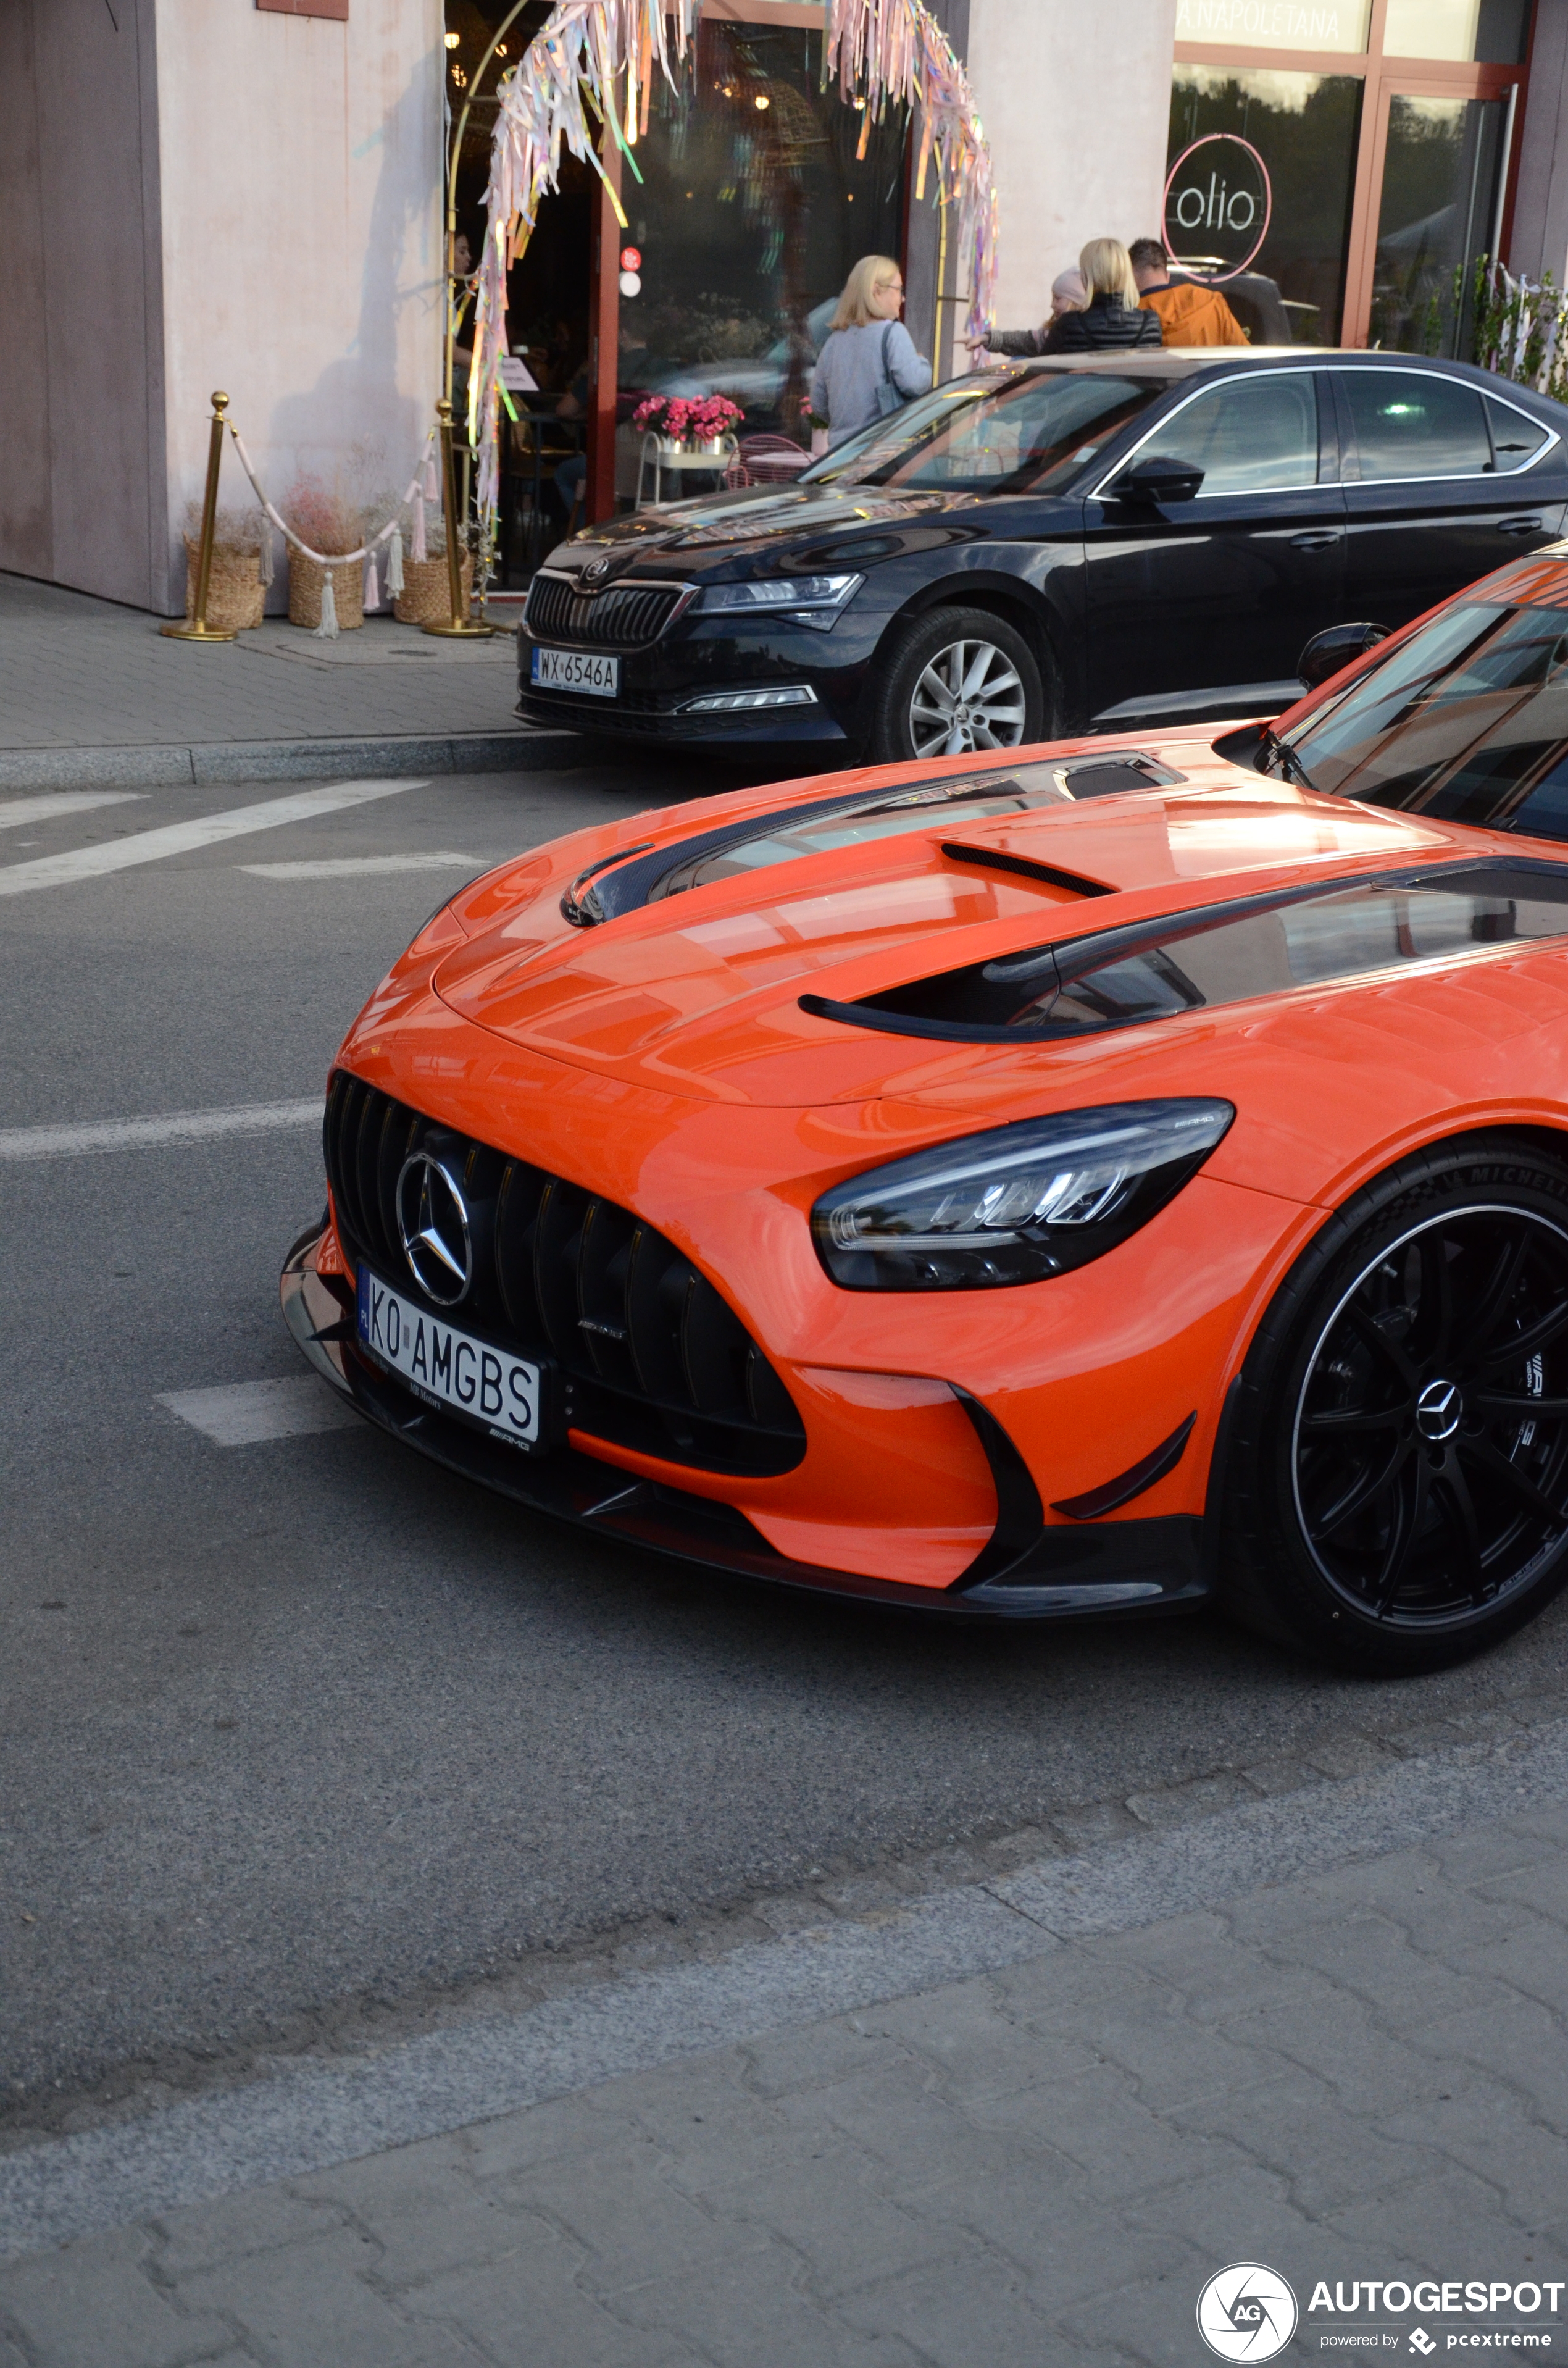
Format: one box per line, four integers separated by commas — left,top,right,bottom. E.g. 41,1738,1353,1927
423,451,440,502
364,550,380,611
384,526,405,597
411,493,428,564
312,565,340,640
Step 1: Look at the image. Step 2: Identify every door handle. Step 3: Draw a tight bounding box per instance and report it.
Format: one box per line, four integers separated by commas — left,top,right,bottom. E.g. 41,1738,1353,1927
1289,530,1343,550
1497,516,1544,535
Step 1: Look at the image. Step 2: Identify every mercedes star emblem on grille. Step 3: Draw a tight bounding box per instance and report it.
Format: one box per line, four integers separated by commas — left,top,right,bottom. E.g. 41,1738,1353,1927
396,1150,473,1305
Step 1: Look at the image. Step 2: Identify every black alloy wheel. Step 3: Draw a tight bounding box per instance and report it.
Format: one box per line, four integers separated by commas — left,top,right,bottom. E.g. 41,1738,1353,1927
869,605,1047,765
1222,1138,1568,1674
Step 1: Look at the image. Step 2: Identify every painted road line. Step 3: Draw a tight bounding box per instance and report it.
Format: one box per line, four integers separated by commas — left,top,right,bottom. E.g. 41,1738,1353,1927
0,777,424,896
1,1717,1564,2261
240,851,491,880
0,792,147,832
0,1099,321,1162
157,1378,359,1446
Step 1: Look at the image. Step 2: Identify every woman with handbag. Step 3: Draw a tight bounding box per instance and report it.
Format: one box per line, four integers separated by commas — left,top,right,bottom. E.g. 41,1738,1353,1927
809,256,932,448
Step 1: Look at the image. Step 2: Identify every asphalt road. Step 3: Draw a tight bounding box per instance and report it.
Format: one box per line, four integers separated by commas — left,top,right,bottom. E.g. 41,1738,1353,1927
4,754,1567,2122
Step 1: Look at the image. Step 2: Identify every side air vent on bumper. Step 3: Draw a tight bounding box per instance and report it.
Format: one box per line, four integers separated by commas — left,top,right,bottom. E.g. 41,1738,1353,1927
323,1072,805,1478
523,572,688,649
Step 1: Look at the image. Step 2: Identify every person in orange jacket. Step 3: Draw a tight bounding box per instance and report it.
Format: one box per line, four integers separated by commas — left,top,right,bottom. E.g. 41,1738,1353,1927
1130,238,1249,346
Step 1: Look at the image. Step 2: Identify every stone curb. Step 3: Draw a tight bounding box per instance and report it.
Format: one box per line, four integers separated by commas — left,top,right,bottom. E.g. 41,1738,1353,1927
2,1710,1565,2262
0,732,579,793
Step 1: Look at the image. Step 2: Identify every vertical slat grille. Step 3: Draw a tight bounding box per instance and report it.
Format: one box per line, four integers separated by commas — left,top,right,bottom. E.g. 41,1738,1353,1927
323,1070,803,1478
524,572,685,650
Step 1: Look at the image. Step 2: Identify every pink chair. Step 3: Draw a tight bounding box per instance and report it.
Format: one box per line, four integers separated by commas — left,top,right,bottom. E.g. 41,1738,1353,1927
736,434,812,487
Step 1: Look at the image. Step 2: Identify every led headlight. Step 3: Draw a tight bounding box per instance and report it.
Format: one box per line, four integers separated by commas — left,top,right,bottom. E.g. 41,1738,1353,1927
811,1099,1235,1291
694,574,862,630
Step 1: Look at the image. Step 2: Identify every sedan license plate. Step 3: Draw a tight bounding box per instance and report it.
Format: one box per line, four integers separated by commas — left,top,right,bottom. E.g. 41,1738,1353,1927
356,1266,545,1450
531,645,619,697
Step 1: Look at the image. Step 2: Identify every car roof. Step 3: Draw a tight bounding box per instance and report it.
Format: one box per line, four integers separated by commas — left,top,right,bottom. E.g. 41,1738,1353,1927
988,348,1568,419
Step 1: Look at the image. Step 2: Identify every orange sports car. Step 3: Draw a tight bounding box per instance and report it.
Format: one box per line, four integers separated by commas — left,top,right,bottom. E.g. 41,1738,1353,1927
284,549,1568,1675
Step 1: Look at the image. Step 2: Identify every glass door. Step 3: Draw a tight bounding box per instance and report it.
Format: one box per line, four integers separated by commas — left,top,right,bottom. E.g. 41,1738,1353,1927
1364,82,1512,353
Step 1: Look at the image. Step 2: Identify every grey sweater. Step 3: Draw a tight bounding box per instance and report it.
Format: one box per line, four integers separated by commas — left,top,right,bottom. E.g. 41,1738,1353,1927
809,321,932,446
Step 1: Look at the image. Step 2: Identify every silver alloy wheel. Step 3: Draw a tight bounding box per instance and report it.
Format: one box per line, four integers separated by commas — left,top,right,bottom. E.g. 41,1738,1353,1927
907,637,1027,757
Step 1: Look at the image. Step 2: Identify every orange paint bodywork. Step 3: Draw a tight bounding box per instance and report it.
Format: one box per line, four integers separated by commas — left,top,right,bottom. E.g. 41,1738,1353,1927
323,707,1568,1599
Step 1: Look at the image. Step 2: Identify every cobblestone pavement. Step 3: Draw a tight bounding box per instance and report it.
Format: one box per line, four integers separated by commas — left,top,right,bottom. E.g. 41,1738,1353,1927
4,1716,1566,2366
0,574,535,777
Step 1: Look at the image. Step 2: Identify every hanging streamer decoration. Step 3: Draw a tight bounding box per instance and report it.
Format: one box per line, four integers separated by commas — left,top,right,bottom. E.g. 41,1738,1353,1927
822,0,996,351
469,0,996,528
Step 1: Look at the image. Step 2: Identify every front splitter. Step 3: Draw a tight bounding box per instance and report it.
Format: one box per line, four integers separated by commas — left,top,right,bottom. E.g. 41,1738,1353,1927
281,1225,1209,1623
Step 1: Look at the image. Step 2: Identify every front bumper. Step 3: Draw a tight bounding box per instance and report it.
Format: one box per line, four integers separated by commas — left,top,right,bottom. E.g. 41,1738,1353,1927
281,1224,1209,1622
514,611,882,746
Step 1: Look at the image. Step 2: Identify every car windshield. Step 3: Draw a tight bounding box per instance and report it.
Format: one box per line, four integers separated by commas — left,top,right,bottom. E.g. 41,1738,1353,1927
801,369,1167,496
1269,592,1568,843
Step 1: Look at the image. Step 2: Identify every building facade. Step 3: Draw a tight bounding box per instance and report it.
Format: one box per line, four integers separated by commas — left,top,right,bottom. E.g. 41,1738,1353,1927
4,0,1568,614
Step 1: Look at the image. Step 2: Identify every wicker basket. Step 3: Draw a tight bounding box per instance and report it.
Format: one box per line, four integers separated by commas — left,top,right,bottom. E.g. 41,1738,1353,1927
183,537,264,632
394,552,473,625
287,551,364,632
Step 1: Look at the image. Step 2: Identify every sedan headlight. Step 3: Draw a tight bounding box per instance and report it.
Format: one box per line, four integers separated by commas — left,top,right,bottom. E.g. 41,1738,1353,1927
694,574,862,630
811,1099,1235,1291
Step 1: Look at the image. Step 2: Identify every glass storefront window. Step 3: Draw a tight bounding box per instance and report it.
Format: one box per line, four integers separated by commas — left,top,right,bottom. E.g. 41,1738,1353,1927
621,19,907,443
1168,70,1363,343
1383,0,1530,61
1370,93,1509,353
1173,0,1371,49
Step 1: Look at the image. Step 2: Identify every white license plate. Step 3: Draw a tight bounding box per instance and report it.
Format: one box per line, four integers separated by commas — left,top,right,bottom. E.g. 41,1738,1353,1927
356,1266,544,1449
531,646,620,696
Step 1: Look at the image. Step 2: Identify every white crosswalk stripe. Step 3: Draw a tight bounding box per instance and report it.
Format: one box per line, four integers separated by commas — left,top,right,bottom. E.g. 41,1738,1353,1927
0,792,146,832
0,777,422,895
156,1379,358,1446
0,1099,321,1161
240,851,488,880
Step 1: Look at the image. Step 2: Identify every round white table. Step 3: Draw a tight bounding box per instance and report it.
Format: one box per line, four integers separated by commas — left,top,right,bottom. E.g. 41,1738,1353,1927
636,433,738,508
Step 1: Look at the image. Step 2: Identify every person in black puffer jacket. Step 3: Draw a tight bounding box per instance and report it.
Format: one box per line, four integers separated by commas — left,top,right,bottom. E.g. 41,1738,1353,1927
983,238,1162,358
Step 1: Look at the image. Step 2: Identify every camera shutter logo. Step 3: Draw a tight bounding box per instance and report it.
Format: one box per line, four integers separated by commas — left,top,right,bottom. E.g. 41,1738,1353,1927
1196,2264,1298,2361
396,1150,473,1306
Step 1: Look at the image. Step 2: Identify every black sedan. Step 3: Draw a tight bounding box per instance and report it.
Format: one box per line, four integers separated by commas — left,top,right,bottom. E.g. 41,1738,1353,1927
515,350,1568,764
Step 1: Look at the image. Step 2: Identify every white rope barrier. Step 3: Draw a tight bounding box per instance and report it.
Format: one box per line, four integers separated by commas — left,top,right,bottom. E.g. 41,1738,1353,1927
227,427,442,638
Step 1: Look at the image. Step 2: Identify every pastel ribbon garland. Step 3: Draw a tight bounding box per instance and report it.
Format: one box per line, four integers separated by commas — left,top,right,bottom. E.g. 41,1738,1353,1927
468,0,996,528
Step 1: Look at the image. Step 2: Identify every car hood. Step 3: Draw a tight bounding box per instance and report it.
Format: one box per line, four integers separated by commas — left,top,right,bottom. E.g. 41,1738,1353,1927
547,480,1025,571
405,732,1465,1110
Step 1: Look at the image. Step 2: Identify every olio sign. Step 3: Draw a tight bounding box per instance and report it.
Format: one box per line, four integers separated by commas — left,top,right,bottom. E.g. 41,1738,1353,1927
1162,133,1272,282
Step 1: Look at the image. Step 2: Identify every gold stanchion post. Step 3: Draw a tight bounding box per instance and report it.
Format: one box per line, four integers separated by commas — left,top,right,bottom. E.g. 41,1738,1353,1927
161,392,238,643
422,397,494,638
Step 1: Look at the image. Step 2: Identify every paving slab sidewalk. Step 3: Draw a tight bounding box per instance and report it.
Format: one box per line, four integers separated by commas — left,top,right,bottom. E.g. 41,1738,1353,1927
4,1720,1568,2366
0,573,569,790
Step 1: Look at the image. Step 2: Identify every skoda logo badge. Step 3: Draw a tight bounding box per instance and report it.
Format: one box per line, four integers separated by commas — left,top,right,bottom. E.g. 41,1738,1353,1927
396,1149,473,1306
582,556,610,587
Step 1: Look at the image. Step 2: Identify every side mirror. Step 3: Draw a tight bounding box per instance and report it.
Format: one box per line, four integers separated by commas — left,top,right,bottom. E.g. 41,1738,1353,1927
1297,621,1390,689
1111,454,1204,504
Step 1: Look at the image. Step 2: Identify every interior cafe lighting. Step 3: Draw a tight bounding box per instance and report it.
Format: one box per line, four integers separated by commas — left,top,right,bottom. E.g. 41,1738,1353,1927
444,28,459,44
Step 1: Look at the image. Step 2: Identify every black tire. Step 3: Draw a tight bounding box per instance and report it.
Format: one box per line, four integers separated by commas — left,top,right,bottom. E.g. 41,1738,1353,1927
1220,1134,1568,1676
869,606,1047,766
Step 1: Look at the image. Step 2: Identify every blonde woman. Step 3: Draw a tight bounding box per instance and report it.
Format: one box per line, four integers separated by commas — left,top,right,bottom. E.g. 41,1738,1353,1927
1049,238,1162,352
809,256,932,446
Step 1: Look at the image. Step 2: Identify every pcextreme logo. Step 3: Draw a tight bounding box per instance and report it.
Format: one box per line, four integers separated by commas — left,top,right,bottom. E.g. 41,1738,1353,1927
1198,2264,1299,2360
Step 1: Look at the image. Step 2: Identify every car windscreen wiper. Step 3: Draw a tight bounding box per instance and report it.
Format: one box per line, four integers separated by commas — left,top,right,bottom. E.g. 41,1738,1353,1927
1261,726,1317,793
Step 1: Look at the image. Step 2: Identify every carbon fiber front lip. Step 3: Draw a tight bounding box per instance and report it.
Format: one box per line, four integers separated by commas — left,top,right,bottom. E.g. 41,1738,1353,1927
281,1224,1208,1621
